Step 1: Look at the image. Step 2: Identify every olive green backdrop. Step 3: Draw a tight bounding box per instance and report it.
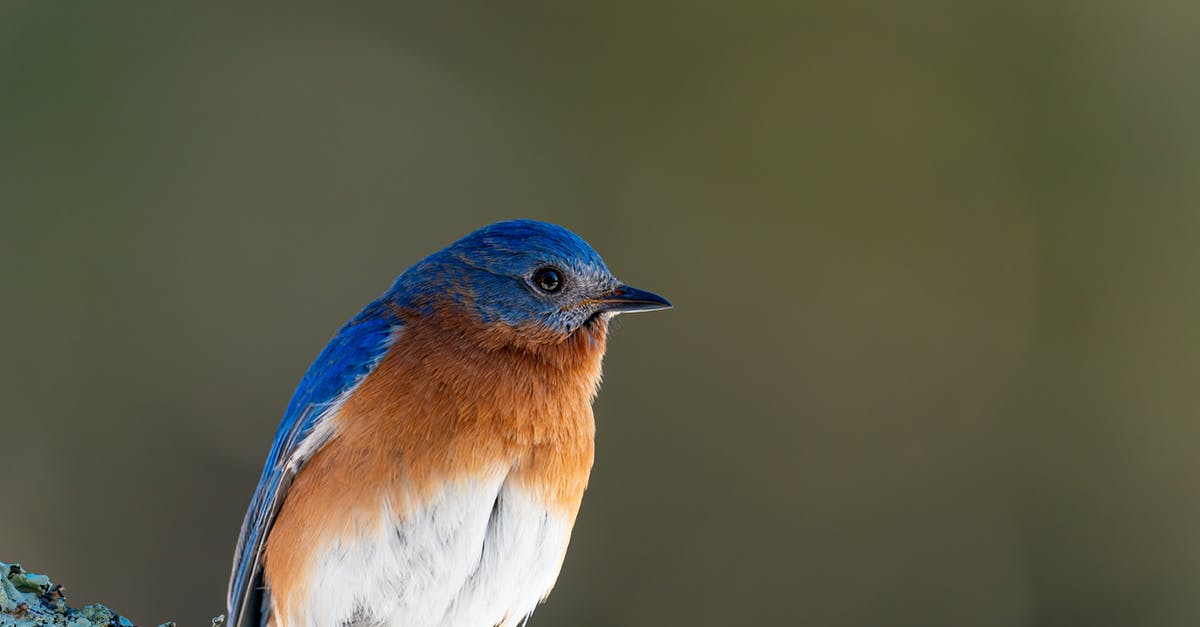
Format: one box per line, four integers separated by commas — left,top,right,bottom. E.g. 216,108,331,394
3,2,1200,626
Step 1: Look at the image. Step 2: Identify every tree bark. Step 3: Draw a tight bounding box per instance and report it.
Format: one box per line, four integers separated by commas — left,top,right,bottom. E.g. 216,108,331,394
0,561,222,627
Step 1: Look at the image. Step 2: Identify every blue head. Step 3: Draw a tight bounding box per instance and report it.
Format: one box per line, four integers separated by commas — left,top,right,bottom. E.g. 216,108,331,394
390,220,670,341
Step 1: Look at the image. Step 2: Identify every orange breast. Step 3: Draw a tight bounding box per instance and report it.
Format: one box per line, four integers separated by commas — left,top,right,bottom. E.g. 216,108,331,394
263,308,608,617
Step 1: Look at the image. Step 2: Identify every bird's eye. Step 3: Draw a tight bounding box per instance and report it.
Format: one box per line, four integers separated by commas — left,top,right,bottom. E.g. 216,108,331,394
532,267,563,293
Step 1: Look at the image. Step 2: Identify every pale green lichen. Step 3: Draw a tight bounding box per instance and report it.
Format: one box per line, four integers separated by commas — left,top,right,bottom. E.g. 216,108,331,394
0,561,219,627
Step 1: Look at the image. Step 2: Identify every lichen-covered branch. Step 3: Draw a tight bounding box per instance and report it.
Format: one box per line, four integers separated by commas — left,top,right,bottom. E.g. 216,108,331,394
0,561,222,627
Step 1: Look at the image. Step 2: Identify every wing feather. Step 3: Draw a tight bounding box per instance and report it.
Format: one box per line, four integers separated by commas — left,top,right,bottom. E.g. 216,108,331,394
227,298,401,627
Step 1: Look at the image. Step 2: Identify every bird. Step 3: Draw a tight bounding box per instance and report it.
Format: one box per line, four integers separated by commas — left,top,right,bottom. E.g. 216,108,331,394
226,220,671,627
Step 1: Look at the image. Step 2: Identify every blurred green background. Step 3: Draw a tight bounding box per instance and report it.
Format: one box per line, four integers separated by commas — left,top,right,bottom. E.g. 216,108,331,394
2,2,1200,626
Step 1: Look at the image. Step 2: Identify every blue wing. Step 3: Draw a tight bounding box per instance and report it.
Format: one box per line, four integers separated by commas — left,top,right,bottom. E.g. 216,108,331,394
227,297,401,627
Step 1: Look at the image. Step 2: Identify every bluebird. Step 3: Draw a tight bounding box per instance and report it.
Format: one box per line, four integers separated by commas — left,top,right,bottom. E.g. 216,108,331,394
226,220,671,627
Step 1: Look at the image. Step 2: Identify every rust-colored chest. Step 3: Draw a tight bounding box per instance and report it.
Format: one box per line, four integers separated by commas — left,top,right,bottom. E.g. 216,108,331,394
269,312,608,552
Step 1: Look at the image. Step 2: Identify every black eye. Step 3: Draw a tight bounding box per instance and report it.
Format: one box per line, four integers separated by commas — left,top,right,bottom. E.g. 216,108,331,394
532,267,563,293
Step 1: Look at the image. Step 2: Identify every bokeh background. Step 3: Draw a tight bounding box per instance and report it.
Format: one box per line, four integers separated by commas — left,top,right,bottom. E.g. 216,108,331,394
3,2,1200,626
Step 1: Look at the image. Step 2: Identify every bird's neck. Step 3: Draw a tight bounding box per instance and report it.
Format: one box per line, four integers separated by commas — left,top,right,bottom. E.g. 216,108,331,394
329,303,606,512
391,304,609,427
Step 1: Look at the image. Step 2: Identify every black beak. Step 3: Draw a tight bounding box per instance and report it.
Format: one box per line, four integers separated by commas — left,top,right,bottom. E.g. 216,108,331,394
595,285,672,313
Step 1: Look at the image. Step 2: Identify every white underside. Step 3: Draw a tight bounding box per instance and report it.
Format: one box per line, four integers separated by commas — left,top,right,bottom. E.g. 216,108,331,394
274,470,573,627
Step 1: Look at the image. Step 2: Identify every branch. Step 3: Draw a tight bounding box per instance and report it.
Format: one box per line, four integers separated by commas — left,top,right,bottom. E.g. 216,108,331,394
0,560,223,627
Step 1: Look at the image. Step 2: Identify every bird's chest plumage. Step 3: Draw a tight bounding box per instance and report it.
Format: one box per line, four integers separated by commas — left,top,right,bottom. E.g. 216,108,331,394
289,470,575,627
263,316,603,627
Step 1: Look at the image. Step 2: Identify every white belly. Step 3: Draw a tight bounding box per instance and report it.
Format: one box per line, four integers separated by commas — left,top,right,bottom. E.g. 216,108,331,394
278,470,573,627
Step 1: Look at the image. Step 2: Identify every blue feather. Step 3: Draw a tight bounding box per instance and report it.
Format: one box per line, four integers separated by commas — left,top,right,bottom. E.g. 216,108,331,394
227,297,400,627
